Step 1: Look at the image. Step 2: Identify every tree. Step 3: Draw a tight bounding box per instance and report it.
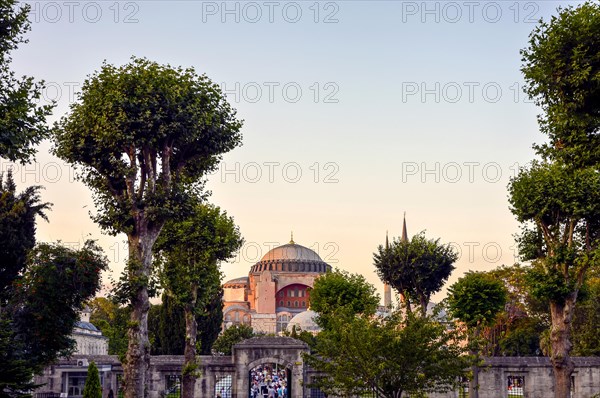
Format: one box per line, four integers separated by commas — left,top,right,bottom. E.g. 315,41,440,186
0,170,50,304
154,202,242,398
308,268,379,329
571,276,600,356
521,1,600,168
212,324,254,356
0,173,107,397
374,232,457,316
1,241,107,396
509,161,600,398
0,0,53,163
447,271,507,398
82,361,102,398
518,4,600,394
304,311,470,398
482,264,548,357
152,293,186,355
53,57,243,398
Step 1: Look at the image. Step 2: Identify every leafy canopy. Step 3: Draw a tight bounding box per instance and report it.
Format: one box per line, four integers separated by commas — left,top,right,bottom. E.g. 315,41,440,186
212,324,254,356
447,271,507,329
373,232,457,315
521,1,600,167
304,311,470,398
309,268,379,328
53,57,243,235
0,0,53,163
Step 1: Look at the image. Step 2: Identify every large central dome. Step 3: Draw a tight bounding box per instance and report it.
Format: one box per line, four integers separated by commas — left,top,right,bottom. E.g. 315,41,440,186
260,242,323,262
250,240,330,274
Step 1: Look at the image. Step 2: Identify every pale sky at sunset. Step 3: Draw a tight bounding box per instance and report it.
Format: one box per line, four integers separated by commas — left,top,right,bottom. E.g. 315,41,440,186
6,0,582,303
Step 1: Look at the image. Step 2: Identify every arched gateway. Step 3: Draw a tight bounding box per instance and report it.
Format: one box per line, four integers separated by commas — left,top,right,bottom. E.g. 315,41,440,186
232,336,307,398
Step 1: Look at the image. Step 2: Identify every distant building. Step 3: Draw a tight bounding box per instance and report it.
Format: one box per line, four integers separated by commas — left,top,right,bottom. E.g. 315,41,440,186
72,308,108,356
222,236,331,334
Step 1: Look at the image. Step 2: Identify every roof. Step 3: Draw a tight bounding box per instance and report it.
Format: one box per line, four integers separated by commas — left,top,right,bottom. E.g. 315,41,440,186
224,276,249,286
260,243,322,262
75,321,100,332
287,310,321,332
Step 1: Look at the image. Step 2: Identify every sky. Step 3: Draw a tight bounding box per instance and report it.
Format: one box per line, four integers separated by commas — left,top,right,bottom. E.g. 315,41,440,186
5,0,584,304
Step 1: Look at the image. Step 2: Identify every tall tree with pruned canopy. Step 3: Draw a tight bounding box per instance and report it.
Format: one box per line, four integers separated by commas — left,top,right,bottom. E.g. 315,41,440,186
53,57,243,398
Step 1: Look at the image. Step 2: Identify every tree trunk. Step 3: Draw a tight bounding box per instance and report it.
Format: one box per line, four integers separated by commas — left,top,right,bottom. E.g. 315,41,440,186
550,295,577,398
419,295,428,317
124,227,160,398
182,301,198,398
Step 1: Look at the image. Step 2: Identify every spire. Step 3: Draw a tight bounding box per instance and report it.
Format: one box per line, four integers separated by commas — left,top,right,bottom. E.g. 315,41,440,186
401,212,408,242
385,230,389,249
289,231,295,244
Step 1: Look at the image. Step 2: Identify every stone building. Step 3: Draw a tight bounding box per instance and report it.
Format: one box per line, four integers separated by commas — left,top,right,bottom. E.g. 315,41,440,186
72,308,108,356
222,237,331,334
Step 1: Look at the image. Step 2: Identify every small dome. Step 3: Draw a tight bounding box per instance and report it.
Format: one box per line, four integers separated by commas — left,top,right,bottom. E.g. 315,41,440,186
261,243,322,262
224,276,249,288
286,310,320,333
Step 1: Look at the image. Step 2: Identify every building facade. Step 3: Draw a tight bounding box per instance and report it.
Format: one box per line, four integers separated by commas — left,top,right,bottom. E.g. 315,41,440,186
222,238,331,334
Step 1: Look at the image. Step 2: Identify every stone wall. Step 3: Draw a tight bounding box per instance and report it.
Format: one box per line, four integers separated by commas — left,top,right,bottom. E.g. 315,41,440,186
33,340,600,398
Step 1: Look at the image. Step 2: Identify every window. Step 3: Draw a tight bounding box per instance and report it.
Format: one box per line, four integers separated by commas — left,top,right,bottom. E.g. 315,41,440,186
287,301,291,307
302,301,306,307
279,290,284,298
507,375,524,397
295,301,299,307
290,289,295,297
280,300,284,307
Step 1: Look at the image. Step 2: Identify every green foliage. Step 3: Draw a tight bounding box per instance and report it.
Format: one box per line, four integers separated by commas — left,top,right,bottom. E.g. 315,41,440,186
155,202,243,308
481,264,548,357
0,241,107,396
53,57,243,237
509,161,600,303
0,170,50,304
0,318,40,396
373,232,457,315
82,361,102,398
309,268,379,329
304,311,470,398
89,297,130,359
212,324,254,355
0,0,53,163
151,293,185,355
521,1,600,167
447,272,507,329
571,277,600,356
499,317,545,357
11,241,108,365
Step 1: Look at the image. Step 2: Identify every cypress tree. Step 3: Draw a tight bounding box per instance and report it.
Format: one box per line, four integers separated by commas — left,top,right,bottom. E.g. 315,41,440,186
83,361,102,398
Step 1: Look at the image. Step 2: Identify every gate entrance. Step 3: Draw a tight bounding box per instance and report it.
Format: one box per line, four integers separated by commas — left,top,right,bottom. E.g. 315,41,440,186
249,363,291,398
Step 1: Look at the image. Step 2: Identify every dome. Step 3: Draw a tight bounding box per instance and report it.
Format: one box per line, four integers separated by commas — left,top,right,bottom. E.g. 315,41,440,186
223,276,249,288
250,241,331,274
260,243,323,262
286,310,320,333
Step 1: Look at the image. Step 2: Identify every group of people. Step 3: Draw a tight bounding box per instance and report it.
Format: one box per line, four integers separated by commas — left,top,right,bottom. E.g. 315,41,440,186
249,365,288,398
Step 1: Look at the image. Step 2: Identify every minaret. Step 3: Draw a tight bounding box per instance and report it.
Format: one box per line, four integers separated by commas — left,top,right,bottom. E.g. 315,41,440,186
399,213,408,304
383,231,392,308
401,212,408,242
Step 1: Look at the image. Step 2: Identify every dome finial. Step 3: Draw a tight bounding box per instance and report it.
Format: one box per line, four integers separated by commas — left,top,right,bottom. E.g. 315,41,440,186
290,231,295,244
